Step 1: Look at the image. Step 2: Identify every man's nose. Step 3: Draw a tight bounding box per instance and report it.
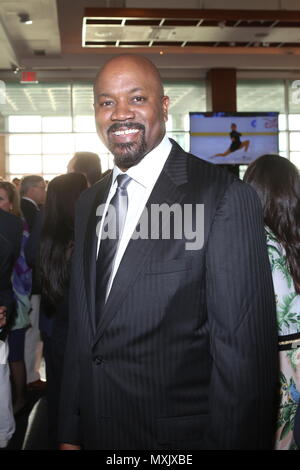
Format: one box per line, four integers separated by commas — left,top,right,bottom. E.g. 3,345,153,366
111,101,134,121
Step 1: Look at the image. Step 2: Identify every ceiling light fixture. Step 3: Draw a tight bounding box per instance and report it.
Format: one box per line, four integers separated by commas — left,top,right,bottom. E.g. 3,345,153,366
18,13,33,25
11,64,20,74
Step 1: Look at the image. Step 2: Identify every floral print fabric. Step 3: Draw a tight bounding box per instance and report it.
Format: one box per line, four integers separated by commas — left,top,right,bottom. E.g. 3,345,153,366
266,229,300,450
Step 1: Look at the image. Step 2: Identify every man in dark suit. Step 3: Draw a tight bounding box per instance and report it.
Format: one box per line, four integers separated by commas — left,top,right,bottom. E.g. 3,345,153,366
59,55,278,450
20,175,46,389
20,175,46,232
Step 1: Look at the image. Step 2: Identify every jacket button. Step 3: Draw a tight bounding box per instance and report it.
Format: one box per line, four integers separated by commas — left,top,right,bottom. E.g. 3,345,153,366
94,355,103,365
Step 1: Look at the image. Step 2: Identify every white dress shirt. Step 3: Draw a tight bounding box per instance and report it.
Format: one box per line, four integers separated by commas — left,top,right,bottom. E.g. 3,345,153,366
96,134,172,298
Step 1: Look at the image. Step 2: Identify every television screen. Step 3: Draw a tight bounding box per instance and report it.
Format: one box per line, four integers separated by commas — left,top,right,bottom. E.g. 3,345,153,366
189,112,279,165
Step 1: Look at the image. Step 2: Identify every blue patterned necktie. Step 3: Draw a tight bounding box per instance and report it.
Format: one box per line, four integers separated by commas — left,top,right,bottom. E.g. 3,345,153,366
95,173,131,321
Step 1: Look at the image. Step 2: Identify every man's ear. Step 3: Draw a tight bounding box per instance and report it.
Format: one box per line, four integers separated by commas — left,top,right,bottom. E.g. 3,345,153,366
162,95,170,122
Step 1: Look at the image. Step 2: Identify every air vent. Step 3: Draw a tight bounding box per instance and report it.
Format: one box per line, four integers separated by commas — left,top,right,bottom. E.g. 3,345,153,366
34,49,46,56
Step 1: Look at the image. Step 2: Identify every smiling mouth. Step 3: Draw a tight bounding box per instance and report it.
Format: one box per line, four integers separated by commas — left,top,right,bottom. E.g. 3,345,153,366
112,128,139,136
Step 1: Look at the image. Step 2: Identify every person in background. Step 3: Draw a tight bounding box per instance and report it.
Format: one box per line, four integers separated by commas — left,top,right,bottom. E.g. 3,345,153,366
214,123,250,157
67,151,102,186
0,209,22,447
0,181,31,414
59,54,278,450
20,175,46,390
12,178,21,191
0,207,22,313
20,175,46,231
244,154,300,450
295,403,300,447
38,173,88,446
0,244,15,449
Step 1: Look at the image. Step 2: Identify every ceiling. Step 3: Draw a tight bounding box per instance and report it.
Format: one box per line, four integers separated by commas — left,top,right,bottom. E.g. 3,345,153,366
0,0,300,82
83,7,300,48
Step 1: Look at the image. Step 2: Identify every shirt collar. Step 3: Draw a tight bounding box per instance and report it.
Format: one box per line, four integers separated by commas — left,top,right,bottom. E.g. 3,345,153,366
111,134,172,189
22,196,39,210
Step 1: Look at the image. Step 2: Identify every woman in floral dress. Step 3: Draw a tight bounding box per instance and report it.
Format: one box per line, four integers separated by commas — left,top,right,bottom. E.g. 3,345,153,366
244,154,300,450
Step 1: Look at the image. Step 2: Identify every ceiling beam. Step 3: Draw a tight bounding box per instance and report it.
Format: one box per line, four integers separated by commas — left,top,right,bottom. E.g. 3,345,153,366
84,8,300,22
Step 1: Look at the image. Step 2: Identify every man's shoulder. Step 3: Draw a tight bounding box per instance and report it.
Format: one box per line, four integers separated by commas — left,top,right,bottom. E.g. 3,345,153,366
170,139,255,200
21,197,35,207
184,148,237,187
21,198,38,214
170,138,234,176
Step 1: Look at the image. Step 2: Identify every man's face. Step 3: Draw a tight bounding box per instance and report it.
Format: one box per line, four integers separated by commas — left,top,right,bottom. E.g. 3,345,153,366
31,180,46,205
94,58,169,170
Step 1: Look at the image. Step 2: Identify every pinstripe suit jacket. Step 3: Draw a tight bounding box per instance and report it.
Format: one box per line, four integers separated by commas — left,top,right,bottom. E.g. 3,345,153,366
59,140,278,449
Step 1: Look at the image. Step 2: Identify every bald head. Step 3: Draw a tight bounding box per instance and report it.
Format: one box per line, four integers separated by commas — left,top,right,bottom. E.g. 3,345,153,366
93,54,169,170
94,54,165,98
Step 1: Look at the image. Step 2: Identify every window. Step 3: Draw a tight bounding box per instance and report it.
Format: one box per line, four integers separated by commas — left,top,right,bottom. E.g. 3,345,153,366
4,81,206,179
238,79,300,169
164,81,206,152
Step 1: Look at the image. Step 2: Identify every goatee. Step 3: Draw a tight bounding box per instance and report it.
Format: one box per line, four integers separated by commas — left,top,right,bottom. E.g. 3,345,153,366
107,122,147,169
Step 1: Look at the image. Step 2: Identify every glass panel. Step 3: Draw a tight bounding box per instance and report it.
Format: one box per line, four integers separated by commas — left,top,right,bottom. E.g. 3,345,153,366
42,174,59,182
237,80,285,113
2,83,72,116
289,132,300,151
72,83,94,117
279,151,288,158
239,165,248,180
74,133,107,153
74,115,96,132
290,152,300,169
164,81,206,115
42,134,75,154
99,152,114,172
278,114,287,131
183,114,190,132
164,81,206,139
288,80,300,114
167,132,189,151
8,115,41,132
42,116,72,132
42,154,72,174
9,134,41,154
165,115,173,132
9,155,42,174
279,132,288,152
288,114,300,131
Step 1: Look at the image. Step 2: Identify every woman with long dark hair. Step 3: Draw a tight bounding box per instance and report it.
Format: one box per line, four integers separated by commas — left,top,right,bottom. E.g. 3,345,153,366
244,154,300,450
39,173,87,446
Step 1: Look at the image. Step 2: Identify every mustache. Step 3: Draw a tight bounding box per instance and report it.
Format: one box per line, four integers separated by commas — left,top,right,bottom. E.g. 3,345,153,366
108,122,145,134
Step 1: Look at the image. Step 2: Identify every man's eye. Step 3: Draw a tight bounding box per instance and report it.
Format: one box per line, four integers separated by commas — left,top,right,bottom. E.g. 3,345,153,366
99,100,113,107
132,96,146,103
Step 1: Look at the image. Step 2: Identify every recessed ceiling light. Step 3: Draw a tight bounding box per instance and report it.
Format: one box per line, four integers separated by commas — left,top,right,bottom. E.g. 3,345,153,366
18,13,33,25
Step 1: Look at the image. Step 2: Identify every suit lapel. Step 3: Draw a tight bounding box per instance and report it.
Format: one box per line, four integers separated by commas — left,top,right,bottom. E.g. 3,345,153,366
84,174,112,333
93,142,189,346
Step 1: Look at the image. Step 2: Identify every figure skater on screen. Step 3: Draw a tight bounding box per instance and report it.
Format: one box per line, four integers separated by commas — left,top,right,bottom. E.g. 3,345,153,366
214,123,250,157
